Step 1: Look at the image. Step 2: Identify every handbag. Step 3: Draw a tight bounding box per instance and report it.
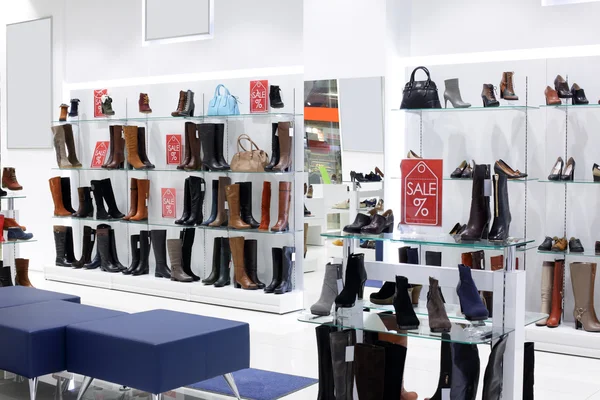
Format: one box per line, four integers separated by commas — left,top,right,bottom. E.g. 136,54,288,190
230,134,269,172
400,66,442,109
207,84,240,116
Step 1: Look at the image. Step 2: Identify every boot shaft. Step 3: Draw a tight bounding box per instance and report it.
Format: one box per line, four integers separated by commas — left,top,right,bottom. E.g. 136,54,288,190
167,238,184,272
277,181,292,219
69,99,80,117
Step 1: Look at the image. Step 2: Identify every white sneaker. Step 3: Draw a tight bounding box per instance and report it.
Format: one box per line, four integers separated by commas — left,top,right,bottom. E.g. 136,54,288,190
332,200,349,209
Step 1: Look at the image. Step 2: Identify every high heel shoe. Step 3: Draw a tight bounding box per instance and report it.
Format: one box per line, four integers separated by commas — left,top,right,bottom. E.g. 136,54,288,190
407,150,421,159
571,84,589,105
545,86,562,105
393,276,420,330
547,157,564,181
360,209,394,234
451,160,468,178
481,84,500,107
495,159,527,179
593,164,600,182
561,157,575,181
375,166,384,178
500,72,519,101
335,253,367,308
554,75,572,98
443,78,471,108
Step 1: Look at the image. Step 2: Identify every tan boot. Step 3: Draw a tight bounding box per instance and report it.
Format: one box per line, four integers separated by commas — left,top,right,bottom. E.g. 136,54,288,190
225,184,251,230
59,104,69,121
130,179,149,221
570,262,600,332
536,261,555,326
258,181,271,231
49,177,72,216
271,181,291,232
500,71,519,100
105,125,125,169
123,178,138,220
272,122,292,172
2,168,22,190
209,177,232,227
51,126,72,168
230,237,257,290
15,258,33,287
123,126,146,169
547,260,564,328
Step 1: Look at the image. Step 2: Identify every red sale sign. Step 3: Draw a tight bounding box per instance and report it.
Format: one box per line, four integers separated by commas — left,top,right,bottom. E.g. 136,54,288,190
166,134,182,165
162,188,176,218
94,89,107,118
250,80,268,113
90,141,110,168
401,159,443,226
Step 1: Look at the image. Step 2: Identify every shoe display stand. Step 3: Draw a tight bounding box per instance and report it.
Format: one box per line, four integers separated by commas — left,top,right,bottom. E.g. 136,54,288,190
2,195,34,284
43,76,305,314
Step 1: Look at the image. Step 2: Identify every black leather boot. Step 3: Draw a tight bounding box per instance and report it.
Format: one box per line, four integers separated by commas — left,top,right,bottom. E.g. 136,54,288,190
523,342,535,400
91,180,110,220
371,247,409,305
425,251,442,266
394,276,420,329
264,123,280,171
123,234,140,275
335,253,367,307
132,230,150,276
315,325,336,400
61,177,76,214
203,237,222,285
238,182,259,228
137,127,155,169
101,178,125,219
202,180,219,226
264,247,282,293
151,230,171,278
355,343,385,400
270,85,284,108
72,226,95,269
183,176,205,226
0,263,13,287
84,224,109,270
53,225,70,267
244,239,265,289
181,228,200,281
214,238,232,287
65,226,77,265
109,228,126,271
461,164,491,241
73,187,94,218
489,171,511,241
482,335,508,399
97,227,120,273
214,123,230,170
375,340,407,399
330,329,355,400
175,178,191,225
427,339,453,400
273,246,294,294
451,343,480,400
199,123,222,171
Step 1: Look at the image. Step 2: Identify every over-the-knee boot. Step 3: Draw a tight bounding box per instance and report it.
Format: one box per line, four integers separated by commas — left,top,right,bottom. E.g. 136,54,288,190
151,230,171,279
264,247,282,293
226,184,251,229
73,187,94,218
51,126,72,168
272,122,292,172
181,228,200,281
546,259,564,327
96,227,120,273
182,176,204,225
315,325,336,400
244,239,264,288
271,181,291,232
53,226,70,267
61,177,76,214
451,343,480,400
90,180,110,220
238,182,259,228
123,126,147,169
536,261,554,326
130,179,149,221
101,178,125,219
570,262,600,331
310,263,342,316
202,180,219,225
258,181,271,231
72,226,95,269
167,238,193,282
461,164,491,241
330,329,356,400
132,230,150,276
427,340,452,400
523,342,535,400
355,343,385,400
202,237,222,285
482,335,508,400
214,238,231,287
214,123,230,170
199,123,222,171
489,171,511,241
175,178,191,224
274,246,295,294
264,123,280,171
49,177,73,216
137,127,155,168
230,236,257,290
184,122,201,170
123,178,138,221
106,125,125,169
123,234,140,275
63,124,82,167
209,177,231,227
177,122,192,170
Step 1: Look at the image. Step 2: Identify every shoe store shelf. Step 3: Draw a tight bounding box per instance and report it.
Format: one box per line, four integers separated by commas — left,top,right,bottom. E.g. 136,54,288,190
537,249,600,258
51,167,298,176
443,177,539,183
44,266,303,314
538,179,600,184
2,239,36,246
52,112,301,125
526,324,600,359
540,104,600,110
1,195,26,200
391,105,538,114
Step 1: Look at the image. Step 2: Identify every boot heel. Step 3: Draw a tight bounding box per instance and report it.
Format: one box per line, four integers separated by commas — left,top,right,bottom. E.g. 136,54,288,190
576,320,582,330
234,281,240,289
384,224,394,234
189,107,195,117
358,281,366,300
444,96,449,108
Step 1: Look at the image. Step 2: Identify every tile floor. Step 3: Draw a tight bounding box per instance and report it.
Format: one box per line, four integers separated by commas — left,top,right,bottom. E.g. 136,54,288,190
24,244,600,399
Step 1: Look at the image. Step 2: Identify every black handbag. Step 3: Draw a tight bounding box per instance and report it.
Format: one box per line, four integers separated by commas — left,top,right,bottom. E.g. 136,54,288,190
400,66,442,109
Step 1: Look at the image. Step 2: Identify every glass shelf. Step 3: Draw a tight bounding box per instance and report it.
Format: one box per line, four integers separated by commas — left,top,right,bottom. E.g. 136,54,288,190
1,195,26,199
443,177,538,183
540,104,600,110
539,179,600,184
3,239,37,245
321,231,534,250
53,113,301,124
205,112,301,120
52,118,127,124
538,249,600,258
392,105,538,114
52,167,297,176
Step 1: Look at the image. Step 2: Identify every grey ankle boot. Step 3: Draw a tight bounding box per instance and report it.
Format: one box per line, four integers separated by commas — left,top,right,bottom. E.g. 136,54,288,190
444,78,471,108
330,329,355,400
311,263,342,316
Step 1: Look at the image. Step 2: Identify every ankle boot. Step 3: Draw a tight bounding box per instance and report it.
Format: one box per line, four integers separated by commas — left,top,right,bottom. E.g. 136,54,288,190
201,180,219,225
2,167,22,190
90,180,109,220
393,276,420,329
245,239,265,289
428,277,451,333
355,343,385,400
199,123,223,171
123,178,138,221
137,127,155,168
96,227,120,273
51,126,72,168
547,259,564,327
264,123,280,171
54,225,71,267
271,181,291,231
258,181,271,231
69,99,80,117
60,177,76,213
63,125,82,168
443,78,471,108
311,263,342,316
59,103,68,121
457,264,489,321
335,253,367,308
425,251,442,266
123,234,140,275
101,178,125,219
132,230,151,276
272,122,292,172
72,226,95,269
15,259,33,287
151,230,171,279
489,172,511,241
102,96,115,115
177,123,192,170
451,343,480,400
536,261,555,326
482,335,508,399
225,184,251,229
181,228,200,281
427,340,452,400
167,239,193,282
238,182,260,228
123,126,147,169
175,178,191,225
315,325,336,400
214,238,232,287
183,176,204,225
209,177,231,227
264,247,283,293
73,187,94,218
230,236,257,289
500,71,519,101
570,262,600,331
330,329,356,400
461,164,491,241
214,123,230,170
184,122,201,170
375,339,407,400
130,179,149,221
481,84,500,107
180,89,195,116
371,246,410,305
523,342,535,400
202,237,222,285
49,177,73,216
105,125,125,169
0,263,13,287
172,90,187,116
138,93,152,114
270,85,284,108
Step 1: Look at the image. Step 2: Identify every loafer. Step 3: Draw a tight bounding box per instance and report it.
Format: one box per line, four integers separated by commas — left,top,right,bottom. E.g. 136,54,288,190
538,236,553,251
569,237,584,253
361,210,394,234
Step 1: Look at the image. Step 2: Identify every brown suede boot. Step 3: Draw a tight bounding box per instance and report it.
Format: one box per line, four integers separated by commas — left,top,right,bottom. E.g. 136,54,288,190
63,124,82,167
130,179,149,221
49,177,72,216
105,125,125,169
271,181,291,231
59,104,69,121
177,122,192,170
2,168,22,191
123,126,146,169
230,236,257,290
184,122,201,170
15,258,33,287
123,178,138,220
51,126,72,168
225,184,251,230
172,90,187,116
258,181,271,231
209,176,231,227
272,122,292,172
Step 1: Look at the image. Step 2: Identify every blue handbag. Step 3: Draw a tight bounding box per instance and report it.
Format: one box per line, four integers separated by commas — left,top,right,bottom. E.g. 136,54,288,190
207,84,240,116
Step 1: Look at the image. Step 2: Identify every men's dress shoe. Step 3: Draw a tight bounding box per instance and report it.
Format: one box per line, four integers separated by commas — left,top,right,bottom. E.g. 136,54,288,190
571,83,589,105
554,75,572,98
551,237,568,252
545,86,562,105
451,161,468,178
548,157,564,181
344,213,373,233
569,237,584,253
495,159,527,179
361,210,394,234
538,236,553,251
561,157,575,181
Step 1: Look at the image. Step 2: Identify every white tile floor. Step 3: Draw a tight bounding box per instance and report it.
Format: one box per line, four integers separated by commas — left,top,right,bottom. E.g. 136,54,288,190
30,244,600,399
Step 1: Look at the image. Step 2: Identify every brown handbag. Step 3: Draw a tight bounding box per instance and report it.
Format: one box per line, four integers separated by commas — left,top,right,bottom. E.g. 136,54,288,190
230,134,269,172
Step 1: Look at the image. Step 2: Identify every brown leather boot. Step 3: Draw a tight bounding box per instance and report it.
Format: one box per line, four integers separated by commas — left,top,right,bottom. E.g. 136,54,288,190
177,122,193,170
105,125,125,169
172,90,187,116
258,181,271,231
230,236,257,290
225,184,251,229
570,262,600,332
123,126,146,169
272,122,292,172
63,124,82,167
209,177,231,227
461,252,473,268
3,218,26,231
130,179,149,221
123,178,138,220
138,93,152,114
15,258,33,287
137,127,154,168
2,168,22,191
500,71,519,100
49,177,72,216
184,122,201,170
59,104,69,121
547,259,564,328
102,125,115,168
271,181,291,232
51,126,72,168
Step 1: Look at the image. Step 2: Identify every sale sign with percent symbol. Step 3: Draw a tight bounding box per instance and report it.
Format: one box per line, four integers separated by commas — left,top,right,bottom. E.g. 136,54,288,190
166,134,182,165
161,188,177,218
401,159,443,226
90,141,110,168
250,80,268,113
93,89,107,118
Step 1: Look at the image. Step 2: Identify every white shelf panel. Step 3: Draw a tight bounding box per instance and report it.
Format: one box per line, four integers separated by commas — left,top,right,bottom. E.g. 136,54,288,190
526,324,600,359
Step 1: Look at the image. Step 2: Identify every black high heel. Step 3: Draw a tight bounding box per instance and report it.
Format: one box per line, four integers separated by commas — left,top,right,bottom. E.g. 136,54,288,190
335,253,367,308
561,157,575,181
548,157,564,181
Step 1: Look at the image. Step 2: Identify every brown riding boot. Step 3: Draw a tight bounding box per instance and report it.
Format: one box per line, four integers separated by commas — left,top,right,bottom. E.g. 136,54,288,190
130,179,149,221
271,181,292,232
105,125,125,169
258,181,271,231
49,177,72,216
59,104,69,121
547,259,564,328
230,236,257,290
184,122,201,170
2,168,23,191
177,122,193,170
172,90,187,116
15,258,33,287
123,178,138,220
137,127,155,168
570,262,600,332
225,184,251,230
63,124,82,167
500,71,519,101
123,126,146,169
209,177,231,227
51,126,72,168
272,122,292,172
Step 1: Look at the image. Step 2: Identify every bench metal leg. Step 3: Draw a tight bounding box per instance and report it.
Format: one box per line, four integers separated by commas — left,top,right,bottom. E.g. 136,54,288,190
151,395,163,400
76,376,93,400
54,376,64,400
28,377,38,400
223,373,241,399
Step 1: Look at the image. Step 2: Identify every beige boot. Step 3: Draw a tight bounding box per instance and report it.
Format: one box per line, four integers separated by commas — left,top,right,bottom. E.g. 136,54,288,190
570,262,600,332
536,261,555,326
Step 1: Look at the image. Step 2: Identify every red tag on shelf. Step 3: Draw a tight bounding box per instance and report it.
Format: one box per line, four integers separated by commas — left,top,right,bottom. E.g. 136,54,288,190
161,188,176,218
250,80,268,113
93,89,107,118
401,159,443,226
166,134,182,165
90,141,110,168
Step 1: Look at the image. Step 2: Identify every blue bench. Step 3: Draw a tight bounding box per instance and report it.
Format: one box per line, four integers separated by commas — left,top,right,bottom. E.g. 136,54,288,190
0,286,80,308
67,309,250,400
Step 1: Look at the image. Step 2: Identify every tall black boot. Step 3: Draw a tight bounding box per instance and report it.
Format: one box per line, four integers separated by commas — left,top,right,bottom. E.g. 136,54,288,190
482,335,508,400
203,237,221,285
96,227,120,273
73,187,94,218
330,329,356,400
274,246,295,294
53,226,70,267
109,228,126,271
0,262,13,287
375,340,407,400
132,230,150,276
488,172,511,241
91,180,110,220
214,123,230,170
461,164,491,241
123,234,140,275
335,253,367,307
101,178,125,218
238,181,260,228
202,180,219,226
523,342,535,400
61,177,76,214
181,228,200,281
199,123,222,171
214,238,231,287
151,230,171,278
175,178,191,225
72,226,95,269
244,239,264,289
451,343,480,400
427,339,453,400
65,226,77,264
137,127,155,169
264,123,280,171
183,176,205,225
84,224,108,270
315,325,336,400
355,343,385,400
264,247,282,293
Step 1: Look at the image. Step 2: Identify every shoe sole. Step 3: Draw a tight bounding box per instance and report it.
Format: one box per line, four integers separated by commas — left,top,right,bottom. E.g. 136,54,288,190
398,325,419,330
369,296,394,305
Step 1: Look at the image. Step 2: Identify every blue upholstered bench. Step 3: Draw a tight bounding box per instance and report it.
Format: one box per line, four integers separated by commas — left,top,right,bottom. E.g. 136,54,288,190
67,309,250,400
0,286,80,308
0,300,126,400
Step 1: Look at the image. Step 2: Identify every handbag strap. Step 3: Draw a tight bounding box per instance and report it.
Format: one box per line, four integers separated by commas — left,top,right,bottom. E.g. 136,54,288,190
214,84,228,97
236,134,260,153
408,66,432,87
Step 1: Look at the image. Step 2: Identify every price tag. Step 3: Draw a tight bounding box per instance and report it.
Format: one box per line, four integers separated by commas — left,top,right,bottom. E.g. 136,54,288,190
441,389,450,400
90,234,95,241
224,201,229,210
289,127,294,137
337,278,344,294
484,179,492,196
291,252,296,262
345,346,354,362
145,198,149,207
90,141,110,168
161,188,176,218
